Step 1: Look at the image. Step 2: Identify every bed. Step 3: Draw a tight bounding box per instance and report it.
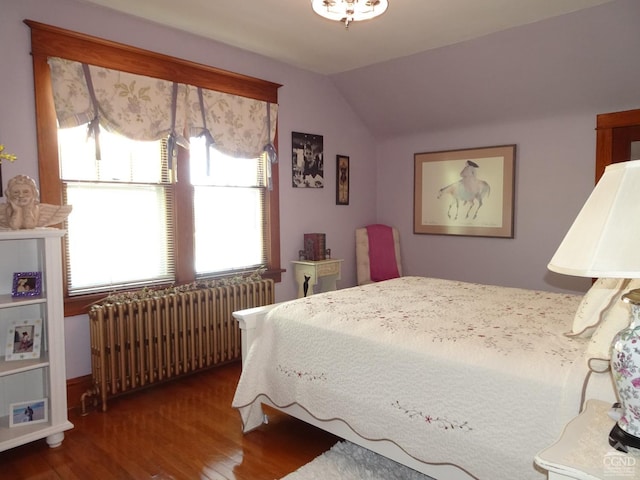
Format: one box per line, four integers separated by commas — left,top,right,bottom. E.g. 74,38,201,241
232,276,623,480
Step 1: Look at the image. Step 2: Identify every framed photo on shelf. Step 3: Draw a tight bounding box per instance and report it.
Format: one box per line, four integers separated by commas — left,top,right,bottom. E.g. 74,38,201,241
336,155,349,205
5,319,42,361
414,144,516,238
12,271,42,297
9,398,48,427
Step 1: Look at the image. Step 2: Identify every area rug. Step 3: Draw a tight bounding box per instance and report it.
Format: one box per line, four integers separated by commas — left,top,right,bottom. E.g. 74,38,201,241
280,441,434,480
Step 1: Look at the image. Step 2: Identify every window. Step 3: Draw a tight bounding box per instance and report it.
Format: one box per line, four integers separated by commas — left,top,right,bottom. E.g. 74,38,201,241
57,127,269,295
27,20,282,316
190,137,267,276
58,127,175,294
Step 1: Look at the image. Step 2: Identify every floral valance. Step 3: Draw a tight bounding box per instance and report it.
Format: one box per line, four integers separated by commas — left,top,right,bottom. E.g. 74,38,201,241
47,57,278,160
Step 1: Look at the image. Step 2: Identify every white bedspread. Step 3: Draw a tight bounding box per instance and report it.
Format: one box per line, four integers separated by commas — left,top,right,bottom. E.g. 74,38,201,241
232,277,613,480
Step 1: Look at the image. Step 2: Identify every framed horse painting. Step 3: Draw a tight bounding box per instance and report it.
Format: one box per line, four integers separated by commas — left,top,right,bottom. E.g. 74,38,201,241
413,144,516,238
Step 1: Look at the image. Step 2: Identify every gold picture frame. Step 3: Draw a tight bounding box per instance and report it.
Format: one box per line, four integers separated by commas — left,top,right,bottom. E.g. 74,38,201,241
414,145,516,238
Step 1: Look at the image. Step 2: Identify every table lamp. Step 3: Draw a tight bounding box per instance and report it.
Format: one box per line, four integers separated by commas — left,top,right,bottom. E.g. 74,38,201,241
548,159,640,452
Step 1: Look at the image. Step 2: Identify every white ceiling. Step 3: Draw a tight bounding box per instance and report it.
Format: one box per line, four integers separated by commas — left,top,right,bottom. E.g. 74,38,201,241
78,0,614,75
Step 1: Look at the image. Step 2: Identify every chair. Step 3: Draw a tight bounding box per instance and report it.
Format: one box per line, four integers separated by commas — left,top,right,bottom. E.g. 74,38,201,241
355,224,403,286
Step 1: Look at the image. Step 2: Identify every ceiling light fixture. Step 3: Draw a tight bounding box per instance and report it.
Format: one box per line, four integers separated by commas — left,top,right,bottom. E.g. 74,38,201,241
311,0,389,28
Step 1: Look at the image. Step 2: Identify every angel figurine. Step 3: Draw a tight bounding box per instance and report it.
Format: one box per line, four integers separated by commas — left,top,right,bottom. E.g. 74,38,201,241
0,175,72,230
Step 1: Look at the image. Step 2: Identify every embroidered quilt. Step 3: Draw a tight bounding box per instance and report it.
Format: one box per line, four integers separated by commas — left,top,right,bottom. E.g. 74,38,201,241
232,277,613,480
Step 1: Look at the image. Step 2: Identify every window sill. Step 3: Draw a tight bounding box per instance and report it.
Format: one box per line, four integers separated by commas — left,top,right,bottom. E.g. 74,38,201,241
63,268,283,317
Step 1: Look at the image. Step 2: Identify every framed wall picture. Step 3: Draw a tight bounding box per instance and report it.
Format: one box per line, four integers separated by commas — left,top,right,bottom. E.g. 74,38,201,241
5,319,42,361
9,398,48,427
292,131,324,188
12,271,42,297
336,155,349,205
414,144,516,238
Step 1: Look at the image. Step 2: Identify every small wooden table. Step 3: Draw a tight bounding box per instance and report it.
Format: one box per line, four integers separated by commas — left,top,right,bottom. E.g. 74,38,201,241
535,399,640,479
291,259,342,298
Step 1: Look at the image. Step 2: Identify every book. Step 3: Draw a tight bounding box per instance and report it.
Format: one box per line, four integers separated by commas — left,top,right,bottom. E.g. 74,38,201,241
303,233,326,261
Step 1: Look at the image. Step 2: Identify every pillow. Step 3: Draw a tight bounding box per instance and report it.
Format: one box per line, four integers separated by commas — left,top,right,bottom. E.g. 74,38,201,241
569,278,629,337
586,279,640,359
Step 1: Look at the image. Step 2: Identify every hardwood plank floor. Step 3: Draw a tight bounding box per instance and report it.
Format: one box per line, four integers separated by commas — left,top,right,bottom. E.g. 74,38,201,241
0,362,339,479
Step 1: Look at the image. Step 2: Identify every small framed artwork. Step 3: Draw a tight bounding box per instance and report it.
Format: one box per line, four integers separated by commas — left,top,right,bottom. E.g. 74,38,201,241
336,155,349,205
9,398,48,427
292,131,324,188
12,272,42,297
414,144,516,238
5,319,42,361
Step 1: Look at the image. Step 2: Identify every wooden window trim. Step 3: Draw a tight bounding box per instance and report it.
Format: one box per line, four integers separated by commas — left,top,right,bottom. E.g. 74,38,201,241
595,109,640,181
26,20,282,316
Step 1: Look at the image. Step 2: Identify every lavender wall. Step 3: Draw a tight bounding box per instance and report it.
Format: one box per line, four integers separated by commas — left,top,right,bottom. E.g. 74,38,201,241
0,0,377,378
1,0,639,379
376,114,597,294
335,0,640,296
332,0,639,137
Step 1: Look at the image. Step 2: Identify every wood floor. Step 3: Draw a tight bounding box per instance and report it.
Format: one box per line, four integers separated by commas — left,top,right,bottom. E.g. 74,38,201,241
0,362,339,479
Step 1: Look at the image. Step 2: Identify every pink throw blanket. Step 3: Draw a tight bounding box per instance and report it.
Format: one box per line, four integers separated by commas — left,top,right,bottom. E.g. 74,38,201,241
366,224,400,282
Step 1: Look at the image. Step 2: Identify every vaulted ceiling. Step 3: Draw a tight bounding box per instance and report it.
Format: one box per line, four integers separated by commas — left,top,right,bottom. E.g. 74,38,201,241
79,0,614,74
78,0,630,137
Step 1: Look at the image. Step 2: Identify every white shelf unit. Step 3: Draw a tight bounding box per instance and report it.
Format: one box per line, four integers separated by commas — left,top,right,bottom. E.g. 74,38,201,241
0,228,73,451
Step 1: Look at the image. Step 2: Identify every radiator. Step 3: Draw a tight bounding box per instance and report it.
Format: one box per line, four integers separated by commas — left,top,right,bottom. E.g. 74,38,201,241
82,279,274,413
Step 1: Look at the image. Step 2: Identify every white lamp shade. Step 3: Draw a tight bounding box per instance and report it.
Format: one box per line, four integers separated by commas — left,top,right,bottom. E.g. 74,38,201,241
548,159,640,278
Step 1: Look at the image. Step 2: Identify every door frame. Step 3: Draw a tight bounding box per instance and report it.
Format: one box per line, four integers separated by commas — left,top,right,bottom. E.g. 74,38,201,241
596,108,640,181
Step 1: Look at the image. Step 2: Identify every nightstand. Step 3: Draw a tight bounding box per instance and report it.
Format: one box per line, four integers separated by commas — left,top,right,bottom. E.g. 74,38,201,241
535,399,640,479
291,259,343,298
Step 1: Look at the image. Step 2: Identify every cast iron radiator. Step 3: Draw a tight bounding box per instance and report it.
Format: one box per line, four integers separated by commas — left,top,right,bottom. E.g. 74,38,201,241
82,278,274,413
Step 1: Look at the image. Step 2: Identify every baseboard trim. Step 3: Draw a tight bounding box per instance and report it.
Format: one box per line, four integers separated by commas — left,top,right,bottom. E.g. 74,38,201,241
67,374,93,411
